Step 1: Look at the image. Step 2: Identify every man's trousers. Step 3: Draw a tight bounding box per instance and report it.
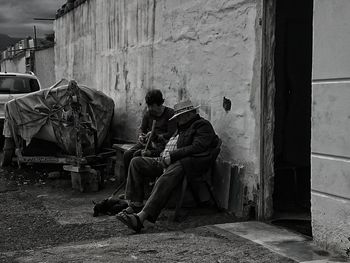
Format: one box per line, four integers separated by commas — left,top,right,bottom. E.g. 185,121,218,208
125,156,184,222
123,143,144,179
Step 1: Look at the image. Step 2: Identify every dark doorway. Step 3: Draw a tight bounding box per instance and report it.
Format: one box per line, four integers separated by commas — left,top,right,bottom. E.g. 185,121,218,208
272,0,313,235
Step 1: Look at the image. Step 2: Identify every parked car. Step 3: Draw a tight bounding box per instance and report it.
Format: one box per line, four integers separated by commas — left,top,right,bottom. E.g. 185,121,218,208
0,72,42,147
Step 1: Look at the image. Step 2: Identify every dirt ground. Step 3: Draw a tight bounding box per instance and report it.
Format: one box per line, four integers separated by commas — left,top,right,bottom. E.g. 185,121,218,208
0,165,296,263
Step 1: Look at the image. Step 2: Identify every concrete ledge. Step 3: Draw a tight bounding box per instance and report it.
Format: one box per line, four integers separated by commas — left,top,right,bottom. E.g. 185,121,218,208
311,191,350,257
214,221,347,262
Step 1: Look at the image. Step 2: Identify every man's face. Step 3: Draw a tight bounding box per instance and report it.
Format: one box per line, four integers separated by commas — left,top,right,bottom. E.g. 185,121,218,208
177,111,195,125
147,103,163,116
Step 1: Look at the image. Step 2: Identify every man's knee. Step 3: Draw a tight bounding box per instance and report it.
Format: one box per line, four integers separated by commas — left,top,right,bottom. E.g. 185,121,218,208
129,156,144,170
154,162,183,185
164,161,183,175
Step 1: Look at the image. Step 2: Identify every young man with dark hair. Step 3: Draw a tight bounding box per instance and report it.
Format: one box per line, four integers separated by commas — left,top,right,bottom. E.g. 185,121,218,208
123,89,175,179
145,89,164,106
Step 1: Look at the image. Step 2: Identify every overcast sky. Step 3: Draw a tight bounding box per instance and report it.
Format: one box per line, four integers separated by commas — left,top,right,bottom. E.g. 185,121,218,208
0,0,66,38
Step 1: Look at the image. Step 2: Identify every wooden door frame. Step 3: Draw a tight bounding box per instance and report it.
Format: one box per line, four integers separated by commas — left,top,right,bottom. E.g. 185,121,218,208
258,0,276,220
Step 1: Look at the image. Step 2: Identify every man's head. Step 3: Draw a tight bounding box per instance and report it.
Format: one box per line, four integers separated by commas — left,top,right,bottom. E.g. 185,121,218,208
145,89,165,116
169,99,200,125
176,110,197,126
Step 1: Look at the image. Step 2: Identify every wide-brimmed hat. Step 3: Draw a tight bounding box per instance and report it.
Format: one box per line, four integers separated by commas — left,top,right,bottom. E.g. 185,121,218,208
169,99,200,120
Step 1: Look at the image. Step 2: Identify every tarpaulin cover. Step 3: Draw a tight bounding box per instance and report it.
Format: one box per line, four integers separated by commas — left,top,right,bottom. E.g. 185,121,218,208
3,84,114,155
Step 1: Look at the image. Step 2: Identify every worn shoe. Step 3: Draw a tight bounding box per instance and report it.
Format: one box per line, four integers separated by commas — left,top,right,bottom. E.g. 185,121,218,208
116,213,144,233
122,204,143,214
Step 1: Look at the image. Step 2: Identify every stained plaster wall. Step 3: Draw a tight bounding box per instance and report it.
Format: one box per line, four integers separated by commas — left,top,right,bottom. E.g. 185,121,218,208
312,0,350,254
54,0,262,215
0,55,26,73
34,47,55,89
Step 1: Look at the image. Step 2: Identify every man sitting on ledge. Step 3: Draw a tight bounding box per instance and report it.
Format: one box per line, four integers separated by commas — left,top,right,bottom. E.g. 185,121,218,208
116,99,219,233
123,89,175,177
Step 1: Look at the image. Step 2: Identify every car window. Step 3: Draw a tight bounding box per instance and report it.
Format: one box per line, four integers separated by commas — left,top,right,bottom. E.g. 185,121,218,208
0,76,39,94
0,77,12,93
29,79,40,92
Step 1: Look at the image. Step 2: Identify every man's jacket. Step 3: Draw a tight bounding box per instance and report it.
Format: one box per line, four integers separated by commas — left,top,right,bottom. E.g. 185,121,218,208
138,106,176,157
169,115,219,178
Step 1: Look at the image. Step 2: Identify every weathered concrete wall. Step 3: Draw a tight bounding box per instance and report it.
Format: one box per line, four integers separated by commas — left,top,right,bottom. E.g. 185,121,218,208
0,55,26,73
312,0,350,255
35,47,55,89
54,0,262,215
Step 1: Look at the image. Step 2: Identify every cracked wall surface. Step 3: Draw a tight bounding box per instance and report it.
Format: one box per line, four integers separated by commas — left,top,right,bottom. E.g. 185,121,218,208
54,0,262,215
0,56,26,73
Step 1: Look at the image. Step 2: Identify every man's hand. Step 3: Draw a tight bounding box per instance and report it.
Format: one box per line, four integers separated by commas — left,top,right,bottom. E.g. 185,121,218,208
138,133,146,145
144,131,152,140
164,155,171,166
160,151,171,168
138,132,152,145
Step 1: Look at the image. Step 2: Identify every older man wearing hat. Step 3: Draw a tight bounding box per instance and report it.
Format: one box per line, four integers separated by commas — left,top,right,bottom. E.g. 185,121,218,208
116,99,219,232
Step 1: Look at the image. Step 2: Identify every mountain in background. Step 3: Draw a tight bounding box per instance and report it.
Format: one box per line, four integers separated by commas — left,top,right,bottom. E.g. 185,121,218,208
0,34,22,52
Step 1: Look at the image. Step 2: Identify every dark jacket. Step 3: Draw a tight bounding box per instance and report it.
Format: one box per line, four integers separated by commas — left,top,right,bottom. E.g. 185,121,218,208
169,115,219,178
139,106,176,140
139,106,176,157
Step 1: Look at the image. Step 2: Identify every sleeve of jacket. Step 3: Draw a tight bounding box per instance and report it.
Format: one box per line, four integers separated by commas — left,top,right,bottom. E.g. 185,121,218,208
169,120,215,162
163,118,177,140
138,111,149,135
